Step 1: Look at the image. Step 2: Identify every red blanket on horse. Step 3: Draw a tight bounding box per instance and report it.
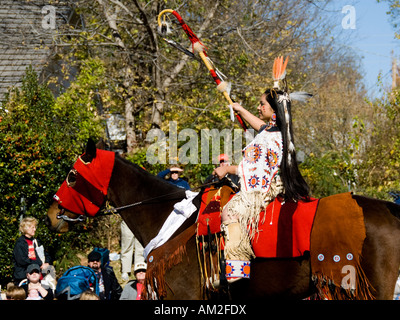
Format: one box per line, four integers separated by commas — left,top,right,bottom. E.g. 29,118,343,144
197,187,319,258
197,185,235,236
251,197,319,258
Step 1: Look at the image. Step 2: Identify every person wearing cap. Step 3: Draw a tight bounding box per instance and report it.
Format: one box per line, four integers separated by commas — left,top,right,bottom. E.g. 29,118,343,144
120,262,147,300
157,166,190,190
88,250,122,300
12,217,52,285
20,264,54,300
218,153,230,166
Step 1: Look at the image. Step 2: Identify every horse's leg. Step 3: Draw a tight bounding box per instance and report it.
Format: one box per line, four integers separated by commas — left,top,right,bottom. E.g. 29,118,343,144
359,199,400,300
230,255,315,300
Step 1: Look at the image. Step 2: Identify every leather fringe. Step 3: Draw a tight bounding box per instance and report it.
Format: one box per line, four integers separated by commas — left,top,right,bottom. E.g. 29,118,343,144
142,224,196,300
196,233,224,297
142,244,187,300
312,263,375,300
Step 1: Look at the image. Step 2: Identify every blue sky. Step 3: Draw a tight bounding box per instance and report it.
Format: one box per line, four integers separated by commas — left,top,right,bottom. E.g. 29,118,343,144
327,0,400,97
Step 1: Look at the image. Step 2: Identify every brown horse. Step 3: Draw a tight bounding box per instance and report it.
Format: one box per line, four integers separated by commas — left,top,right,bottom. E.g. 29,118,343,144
46,140,400,300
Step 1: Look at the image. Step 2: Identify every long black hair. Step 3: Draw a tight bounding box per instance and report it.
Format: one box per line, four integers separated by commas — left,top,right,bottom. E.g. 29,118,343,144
264,88,310,201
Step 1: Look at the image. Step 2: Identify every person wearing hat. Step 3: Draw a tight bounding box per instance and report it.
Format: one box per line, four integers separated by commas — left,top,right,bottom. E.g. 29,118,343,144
120,262,147,300
157,166,190,190
218,153,230,165
20,264,54,300
88,250,122,300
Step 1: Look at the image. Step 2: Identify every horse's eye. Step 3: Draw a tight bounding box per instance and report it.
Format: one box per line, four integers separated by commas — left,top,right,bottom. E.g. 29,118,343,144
66,169,78,187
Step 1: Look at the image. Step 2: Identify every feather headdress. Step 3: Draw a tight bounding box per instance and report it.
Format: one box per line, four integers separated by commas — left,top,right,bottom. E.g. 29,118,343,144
270,56,313,164
272,56,289,89
271,56,294,163
272,56,313,102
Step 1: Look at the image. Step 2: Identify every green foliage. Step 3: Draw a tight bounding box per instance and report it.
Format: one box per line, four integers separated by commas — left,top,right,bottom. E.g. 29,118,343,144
0,66,103,285
126,147,165,176
300,151,356,198
356,88,400,199
53,57,106,152
52,248,82,275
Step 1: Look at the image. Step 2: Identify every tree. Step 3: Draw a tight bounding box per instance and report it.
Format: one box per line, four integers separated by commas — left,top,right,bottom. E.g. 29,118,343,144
292,54,368,149
377,0,400,38
356,87,400,199
0,66,102,284
53,0,343,151
52,57,106,149
44,0,375,190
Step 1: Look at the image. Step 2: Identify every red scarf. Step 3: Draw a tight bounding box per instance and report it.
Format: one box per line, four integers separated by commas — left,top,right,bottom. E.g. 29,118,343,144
26,238,36,260
136,283,144,300
54,149,115,217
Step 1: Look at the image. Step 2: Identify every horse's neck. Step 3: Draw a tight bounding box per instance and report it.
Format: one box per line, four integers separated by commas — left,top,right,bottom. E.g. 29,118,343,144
107,156,186,247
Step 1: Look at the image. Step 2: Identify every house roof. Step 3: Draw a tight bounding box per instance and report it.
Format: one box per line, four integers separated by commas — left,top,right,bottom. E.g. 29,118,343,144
0,0,71,101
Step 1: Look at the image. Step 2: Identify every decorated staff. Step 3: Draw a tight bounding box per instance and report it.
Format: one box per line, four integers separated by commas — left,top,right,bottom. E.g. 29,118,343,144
157,9,247,131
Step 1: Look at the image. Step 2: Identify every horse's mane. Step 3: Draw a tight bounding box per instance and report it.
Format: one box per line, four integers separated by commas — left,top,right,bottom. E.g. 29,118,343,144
114,154,185,198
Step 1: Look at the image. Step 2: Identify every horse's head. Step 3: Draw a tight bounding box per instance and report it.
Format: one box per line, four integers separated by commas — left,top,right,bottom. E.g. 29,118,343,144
45,139,115,233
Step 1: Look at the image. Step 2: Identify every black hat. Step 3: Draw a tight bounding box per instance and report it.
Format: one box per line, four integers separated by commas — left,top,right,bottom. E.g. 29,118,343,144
27,264,40,274
88,251,101,262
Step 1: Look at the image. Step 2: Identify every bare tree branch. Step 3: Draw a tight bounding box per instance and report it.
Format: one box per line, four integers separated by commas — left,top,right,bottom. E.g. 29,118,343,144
96,0,126,49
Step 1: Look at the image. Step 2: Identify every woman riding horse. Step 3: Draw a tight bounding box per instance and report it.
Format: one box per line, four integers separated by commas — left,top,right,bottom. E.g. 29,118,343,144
46,57,400,299
213,57,310,281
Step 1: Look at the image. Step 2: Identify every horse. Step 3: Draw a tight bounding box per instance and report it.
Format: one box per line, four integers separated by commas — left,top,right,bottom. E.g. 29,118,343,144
45,139,400,300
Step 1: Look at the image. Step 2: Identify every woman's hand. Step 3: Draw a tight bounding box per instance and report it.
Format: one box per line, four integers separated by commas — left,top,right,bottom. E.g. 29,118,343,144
28,281,48,297
229,102,265,132
212,165,238,180
230,102,245,114
212,166,228,180
28,282,41,290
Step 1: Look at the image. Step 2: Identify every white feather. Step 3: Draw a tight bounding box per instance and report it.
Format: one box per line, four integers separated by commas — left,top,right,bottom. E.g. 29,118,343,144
282,96,296,164
289,91,313,103
278,70,287,80
289,141,295,152
229,104,235,122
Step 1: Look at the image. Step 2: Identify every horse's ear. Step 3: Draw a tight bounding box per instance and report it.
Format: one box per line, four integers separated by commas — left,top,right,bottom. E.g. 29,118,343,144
84,138,97,161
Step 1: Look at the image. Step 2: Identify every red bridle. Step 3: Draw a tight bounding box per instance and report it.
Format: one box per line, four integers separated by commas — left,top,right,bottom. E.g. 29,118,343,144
53,149,115,217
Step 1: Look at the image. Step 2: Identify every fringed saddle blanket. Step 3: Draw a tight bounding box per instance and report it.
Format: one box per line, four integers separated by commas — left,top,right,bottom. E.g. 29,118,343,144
196,186,320,292
143,224,197,300
197,187,320,259
196,186,235,293
310,192,375,300
251,196,319,258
